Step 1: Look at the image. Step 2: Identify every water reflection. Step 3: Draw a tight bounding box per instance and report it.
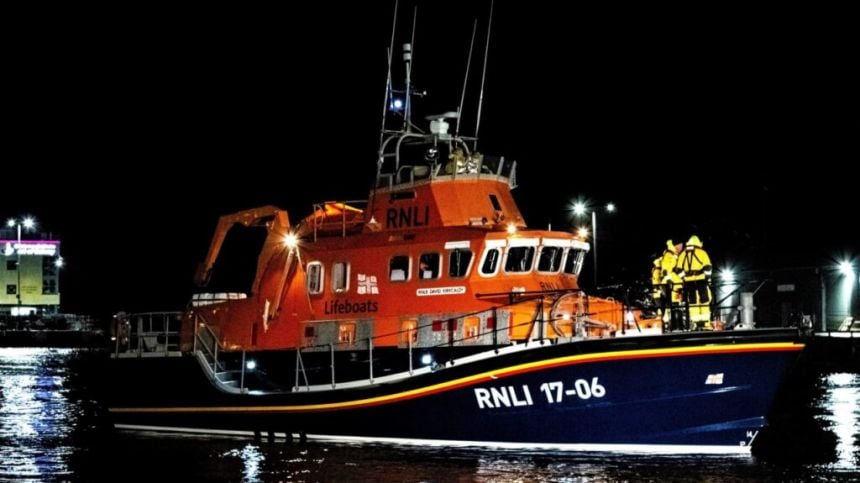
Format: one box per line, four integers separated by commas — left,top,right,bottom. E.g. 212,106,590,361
0,348,73,481
819,372,860,469
222,443,264,482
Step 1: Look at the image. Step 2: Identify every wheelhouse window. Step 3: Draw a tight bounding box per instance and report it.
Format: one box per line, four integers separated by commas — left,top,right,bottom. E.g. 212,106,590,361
389,256,411,282
418,253,441,280
480,248,501,276
564,249,587,276
504,246,535,273
332,262,350,292
307,262,324,294
448,248,473,278
537,246,564,273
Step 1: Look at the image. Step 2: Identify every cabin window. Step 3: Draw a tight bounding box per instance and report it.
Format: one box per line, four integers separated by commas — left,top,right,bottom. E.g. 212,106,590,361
389,255,411,282
401,319,418,346
537,246,564,273
7,260,17,271
448,248,473,278
418,253,441,280
480,248,501,276
463,316,480,341
307,262,324,294
564,249,586,276
332,261,350,292
338,322,356,344
7,284,16,295
504,246,535,273
488,194,502,211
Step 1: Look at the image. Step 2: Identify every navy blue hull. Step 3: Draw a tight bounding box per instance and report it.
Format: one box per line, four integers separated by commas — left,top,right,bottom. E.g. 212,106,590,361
332,351,792,447
105,329,804,452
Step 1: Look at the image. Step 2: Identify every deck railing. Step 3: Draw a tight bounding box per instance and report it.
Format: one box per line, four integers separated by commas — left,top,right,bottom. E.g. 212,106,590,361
192,313,253,393
289,289,627,391
112,311,182,358
113,290,633,393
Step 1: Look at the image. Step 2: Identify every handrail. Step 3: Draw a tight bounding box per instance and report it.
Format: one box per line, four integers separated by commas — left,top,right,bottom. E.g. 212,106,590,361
287,290,608,390
195,318,222,372
167,287,652,394
375,131,516,190
112,311,182,358
309,200,369,241
288,314,587,392
111,293,627,393
294,288,628,355
294,347,310,391
193,316,251,394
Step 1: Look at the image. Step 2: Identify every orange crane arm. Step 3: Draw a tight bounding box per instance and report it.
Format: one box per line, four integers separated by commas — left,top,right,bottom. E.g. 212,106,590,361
194,205,291,287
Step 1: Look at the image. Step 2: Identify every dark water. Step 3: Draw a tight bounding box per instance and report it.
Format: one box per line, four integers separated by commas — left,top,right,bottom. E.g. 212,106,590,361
1,348,858,482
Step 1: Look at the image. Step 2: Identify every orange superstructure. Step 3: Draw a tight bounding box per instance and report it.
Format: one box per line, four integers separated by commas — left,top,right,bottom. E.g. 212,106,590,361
183,128,641,354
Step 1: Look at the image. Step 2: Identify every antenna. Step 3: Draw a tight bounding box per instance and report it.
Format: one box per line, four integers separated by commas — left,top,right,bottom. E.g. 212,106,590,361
410,6,417,56
402,6,418,132
455,19,478,138
378,0,398,152
474,0,494,150
402,42,412,132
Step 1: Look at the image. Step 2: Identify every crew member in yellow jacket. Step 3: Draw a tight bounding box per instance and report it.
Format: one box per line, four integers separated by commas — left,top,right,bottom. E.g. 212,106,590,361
675,235,713,329
651,257,664,318
659,240,684,330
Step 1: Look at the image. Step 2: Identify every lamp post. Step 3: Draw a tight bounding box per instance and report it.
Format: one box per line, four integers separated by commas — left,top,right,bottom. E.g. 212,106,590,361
835,260,857,330
6,217,35,324
572,201,615,287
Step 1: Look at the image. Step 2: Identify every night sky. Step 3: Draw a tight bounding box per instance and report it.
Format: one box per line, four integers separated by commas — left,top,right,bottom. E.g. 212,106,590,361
5,3,857,317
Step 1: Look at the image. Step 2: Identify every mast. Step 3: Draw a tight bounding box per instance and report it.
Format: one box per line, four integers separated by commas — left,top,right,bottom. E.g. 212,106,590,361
455,19,478,138
402,42,412,132
402,6,418,132
377,0,399,150
474,0,494,150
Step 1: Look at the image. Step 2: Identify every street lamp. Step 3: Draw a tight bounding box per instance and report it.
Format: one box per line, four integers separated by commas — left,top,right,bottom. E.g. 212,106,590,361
816,259,857,331
836,259,857,329
571,201,615,287
6,216,36,322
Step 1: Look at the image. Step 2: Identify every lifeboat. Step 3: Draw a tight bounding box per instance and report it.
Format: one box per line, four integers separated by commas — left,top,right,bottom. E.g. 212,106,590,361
103,12,806,455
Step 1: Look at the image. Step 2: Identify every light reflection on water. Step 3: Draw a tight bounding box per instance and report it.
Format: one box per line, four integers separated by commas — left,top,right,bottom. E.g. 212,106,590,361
0,348,858,481
222,443,264,482
0,348,74,482
818,373,860,469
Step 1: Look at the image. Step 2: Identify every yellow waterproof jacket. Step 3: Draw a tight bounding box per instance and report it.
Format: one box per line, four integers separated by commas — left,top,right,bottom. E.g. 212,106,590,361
676,235,712,282
660,241,681,286
651,258,664,300
651,258,662,286
650,258,663,300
